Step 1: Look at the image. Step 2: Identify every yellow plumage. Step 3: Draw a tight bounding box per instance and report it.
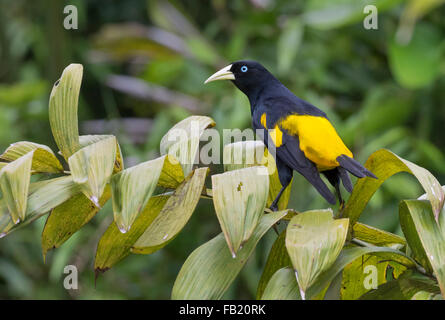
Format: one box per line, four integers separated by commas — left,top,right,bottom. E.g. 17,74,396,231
280,115,352,171
261,113,283,148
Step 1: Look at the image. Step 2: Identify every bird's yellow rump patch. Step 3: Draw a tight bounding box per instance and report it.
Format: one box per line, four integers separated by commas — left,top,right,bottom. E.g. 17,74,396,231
260,113,283,147
280,114,353,171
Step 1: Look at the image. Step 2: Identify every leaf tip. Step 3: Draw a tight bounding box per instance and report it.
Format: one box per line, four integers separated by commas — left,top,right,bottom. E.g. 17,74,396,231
90,196,101,209
117,224,130,234
94,267,108,287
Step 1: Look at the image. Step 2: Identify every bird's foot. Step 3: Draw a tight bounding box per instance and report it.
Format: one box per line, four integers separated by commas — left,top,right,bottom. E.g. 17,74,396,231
337,200,345,218
269,203,278,212
269,202,281,235
340,200,345,210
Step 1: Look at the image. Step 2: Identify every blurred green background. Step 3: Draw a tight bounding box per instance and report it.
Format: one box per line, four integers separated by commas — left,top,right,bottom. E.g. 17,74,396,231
0,0,444,299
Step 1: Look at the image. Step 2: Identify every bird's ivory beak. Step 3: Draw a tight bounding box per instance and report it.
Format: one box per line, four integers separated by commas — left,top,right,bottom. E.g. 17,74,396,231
204,64,234,84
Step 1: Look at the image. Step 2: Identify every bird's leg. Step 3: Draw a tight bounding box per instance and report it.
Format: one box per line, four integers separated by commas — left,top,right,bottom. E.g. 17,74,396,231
270,185,286,212
334,182,345,217
270,186,287,235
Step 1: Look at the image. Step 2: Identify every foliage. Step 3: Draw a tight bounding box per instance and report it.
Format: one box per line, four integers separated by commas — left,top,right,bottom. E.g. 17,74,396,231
0,64,444,301
1,0,445,299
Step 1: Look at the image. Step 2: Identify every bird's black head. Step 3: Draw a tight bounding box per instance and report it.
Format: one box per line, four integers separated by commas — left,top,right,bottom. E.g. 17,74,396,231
205,60,277,101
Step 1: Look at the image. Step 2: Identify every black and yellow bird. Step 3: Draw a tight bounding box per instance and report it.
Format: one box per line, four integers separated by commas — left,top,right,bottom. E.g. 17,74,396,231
205,60,377,210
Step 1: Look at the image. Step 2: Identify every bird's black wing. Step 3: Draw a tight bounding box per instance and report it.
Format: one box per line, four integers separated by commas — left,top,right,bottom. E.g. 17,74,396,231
276,133,336,204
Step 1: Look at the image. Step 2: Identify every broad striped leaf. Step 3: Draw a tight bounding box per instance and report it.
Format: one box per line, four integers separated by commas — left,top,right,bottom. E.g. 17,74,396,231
79,134,124,173
111,155,180,233
212,166,269,257
68,136,116,207
0,141,63,174
360,270,441,300
132,167,208,254
41,135,125,256
49,64,82,160
94,195,169,273
0,151,34,224
223,140,291,210
341,254,394,300
256,230,291,299
41,185,112,258
260,245,416,300
352,222,406,249
160,115,215,176
399,199,445,298
286,209,349,299
0,176,78,237
261,267,301,300
157,154,185,189
172,210,287,300
306,246,416,299
343,149,444,225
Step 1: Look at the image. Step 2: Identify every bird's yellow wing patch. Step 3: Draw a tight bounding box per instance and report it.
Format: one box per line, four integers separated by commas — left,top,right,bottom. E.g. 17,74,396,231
261,113,267,128
280,115,352,171
270,126,283,147
260,113,283,147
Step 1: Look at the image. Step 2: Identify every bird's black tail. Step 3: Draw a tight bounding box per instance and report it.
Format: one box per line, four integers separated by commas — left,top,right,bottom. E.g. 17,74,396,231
337,155,377,179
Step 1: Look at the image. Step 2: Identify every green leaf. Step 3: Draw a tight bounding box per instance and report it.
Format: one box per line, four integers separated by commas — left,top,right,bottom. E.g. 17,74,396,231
410,291,439,300
111,156,165,233
41,185,112,258
94,195,170,273
399,200,445,298
360,269,441,300
340,254,392,300
223,140,266,172
306,246,416,299
285,209,349,298
352,222,406,249
160,115,215,176
397,0,445,44
0,176,79,237
389,23,443,89
261,267,301,300
0,151,34,224
171,210,287,300
223,140,291,210
303,0,403,30
256,230,291,299
79,135,125,173
157,154,185,189
132,167,208,254
40,136,127,255
0,141,63,174
49,64,82,160
343,149,444,225
68,136,117,207
399,203,433,273
277,17,304,74
257,245,415,300
212,166,269,257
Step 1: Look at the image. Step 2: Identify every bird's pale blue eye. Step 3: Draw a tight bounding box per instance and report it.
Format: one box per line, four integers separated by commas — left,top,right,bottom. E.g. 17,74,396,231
241,66,248,72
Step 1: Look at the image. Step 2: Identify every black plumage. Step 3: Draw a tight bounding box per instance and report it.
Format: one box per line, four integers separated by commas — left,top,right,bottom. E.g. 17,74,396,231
205,60,377,209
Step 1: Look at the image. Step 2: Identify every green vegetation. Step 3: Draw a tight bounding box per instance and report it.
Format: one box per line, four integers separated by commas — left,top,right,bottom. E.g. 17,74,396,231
0,0,444,299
